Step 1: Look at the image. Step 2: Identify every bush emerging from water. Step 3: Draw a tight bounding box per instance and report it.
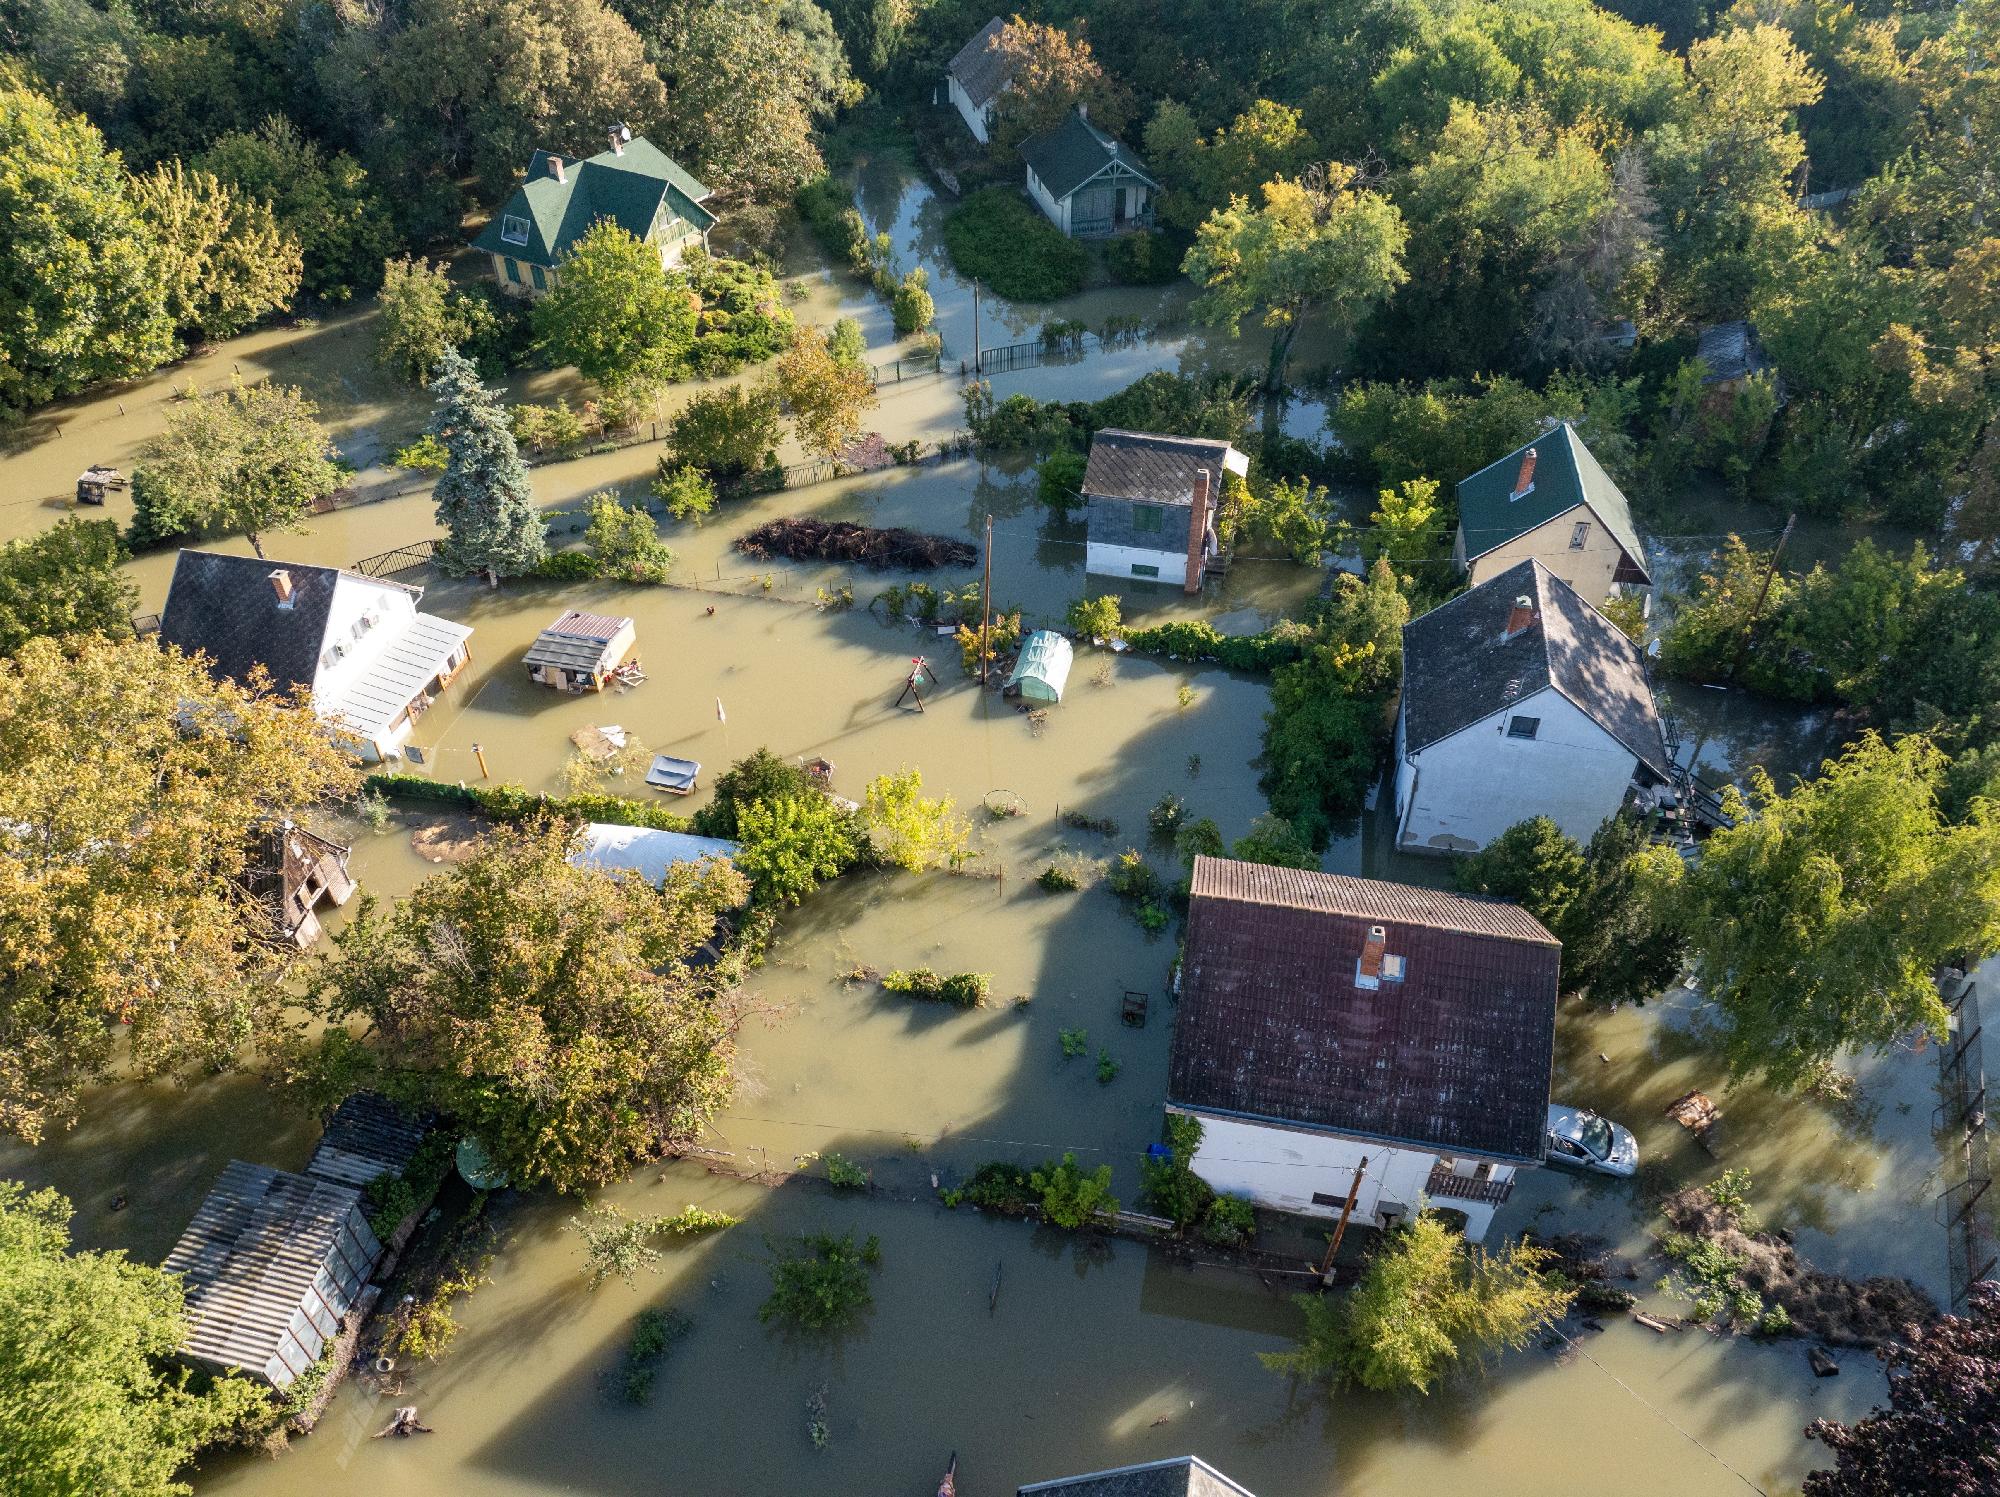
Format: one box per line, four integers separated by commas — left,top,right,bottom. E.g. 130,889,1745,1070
882,968,990,1007
942,189,1088,301
760,1231,881,1333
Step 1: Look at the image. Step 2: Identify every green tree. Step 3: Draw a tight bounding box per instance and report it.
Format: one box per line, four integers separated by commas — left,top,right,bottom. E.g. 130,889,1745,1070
0,519,136,658
0,1182,266,1497
1230,813,1319,870
733,793,859,905
130,377,339,557
532,220,695,396
130,160,300,342
428,347,547,580
1037,448,1087,513
863,768,974,871
1262,1213,1573,1394
0,634,357,1141
297,820,752,1192
891,266,933,336
665,385,784,480
583,491,673,582
1364,476,1442,563
985,17,1128,152
691,748,822,839
1184,166,1408,391
0,73,172,412
651,464,715,522
376,257,482,386
1642,733,2000,1088
773,323,876,459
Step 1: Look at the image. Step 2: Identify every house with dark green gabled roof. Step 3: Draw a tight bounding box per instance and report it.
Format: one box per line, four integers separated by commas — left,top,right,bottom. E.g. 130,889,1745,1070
469,125,716,297
1453,421,1650,604
1021,107,1157,238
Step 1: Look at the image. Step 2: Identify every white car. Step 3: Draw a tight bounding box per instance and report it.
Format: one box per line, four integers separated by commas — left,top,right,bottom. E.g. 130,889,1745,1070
1545,1104,1639,1177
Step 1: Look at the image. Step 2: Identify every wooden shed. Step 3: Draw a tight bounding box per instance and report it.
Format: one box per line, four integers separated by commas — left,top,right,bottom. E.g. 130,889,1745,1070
161,1161,382,1388
305,1092,429,1189
523,609,640,692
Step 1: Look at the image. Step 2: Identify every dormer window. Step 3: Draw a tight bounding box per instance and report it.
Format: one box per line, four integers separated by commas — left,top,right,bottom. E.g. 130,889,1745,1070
500,214,531,246
1381,954,1406,982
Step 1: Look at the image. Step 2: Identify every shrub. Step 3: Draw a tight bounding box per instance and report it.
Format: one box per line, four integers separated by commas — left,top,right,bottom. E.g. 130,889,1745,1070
942,189,1089,301
1105,229,1185,285
760,1231,881,1332
391,433,448,471
1030,1153,1118,1228
1067,594,1123,640
1149,795,1186,833
530,549,603,581
1106,849,1163,903
666,386,784,481
691,748,824,839
823,1153,868,1190
684,252,795,375
1037,448,1087,512
1037,861,1081,892
653,463,716,523
1059,1027,1089,1058
826,317,867,369
362,773,696,833
1095,1049,1120,1084
963,1161,1038,1213
892,267,934,335
584,491,673,583
882,968,990,1007
795,177,872,275
1201,1196,1256,1247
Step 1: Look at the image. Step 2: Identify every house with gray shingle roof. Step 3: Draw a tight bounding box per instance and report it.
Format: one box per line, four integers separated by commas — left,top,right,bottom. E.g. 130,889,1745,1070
1082,428,1247,590
1394,558,1672,855
1454,421,1650,602
1021,108,1158,238
469,125,716,297
1019,1455,1259,1497
945,17,1011,143
1165,856,1559,1244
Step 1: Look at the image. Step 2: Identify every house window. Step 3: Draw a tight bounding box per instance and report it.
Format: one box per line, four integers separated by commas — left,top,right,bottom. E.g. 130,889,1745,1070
1570,520,1591,550
1131,563,1160,578
1132,504,1163,534
503,257,522,284
500,214,531,245
1381,954,1406,982
1507,715,1540,740
530,263,547,290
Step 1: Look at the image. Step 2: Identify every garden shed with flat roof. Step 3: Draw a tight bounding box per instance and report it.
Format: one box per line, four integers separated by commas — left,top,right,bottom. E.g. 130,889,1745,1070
522,609,639,692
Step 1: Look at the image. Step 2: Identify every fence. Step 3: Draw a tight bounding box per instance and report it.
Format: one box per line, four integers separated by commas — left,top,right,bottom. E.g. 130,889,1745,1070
869,350,946,386
965,319,1182,379
1937,968,1997,1309
352,538,444,579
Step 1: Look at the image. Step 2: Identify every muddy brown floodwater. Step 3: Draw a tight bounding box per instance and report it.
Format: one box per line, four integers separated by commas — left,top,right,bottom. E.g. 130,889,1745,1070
0,150,1961,1497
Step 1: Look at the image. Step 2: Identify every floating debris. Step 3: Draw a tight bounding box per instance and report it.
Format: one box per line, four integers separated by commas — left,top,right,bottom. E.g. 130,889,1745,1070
737,518,975,571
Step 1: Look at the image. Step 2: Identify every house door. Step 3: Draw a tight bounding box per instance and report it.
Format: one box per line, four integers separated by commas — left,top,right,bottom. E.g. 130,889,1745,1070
1114,186,1128,225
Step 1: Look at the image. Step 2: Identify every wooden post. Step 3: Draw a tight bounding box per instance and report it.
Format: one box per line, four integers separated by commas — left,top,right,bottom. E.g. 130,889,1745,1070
971,279,982,378
1319,1155,1368,1278
979,513,994,685
472,743,490,779
1727,512,1796,681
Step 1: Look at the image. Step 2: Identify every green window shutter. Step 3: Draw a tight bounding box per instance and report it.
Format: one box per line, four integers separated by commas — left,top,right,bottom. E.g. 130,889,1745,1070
530,264,547,290
504,258,522,284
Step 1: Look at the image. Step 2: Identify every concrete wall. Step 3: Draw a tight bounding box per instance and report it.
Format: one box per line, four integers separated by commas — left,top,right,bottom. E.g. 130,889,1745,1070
1397,684,1638,852
1463,506,1625,604
1086,539,1188,584
948,74,993,143
1026,166,1067,233
1173,1109,1508,1243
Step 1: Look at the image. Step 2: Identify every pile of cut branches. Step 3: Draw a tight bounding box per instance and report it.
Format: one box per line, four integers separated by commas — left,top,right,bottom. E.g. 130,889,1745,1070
737,517,975,570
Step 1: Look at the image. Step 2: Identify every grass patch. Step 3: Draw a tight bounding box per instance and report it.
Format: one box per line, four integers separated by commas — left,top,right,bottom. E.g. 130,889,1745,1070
942,189,1088,302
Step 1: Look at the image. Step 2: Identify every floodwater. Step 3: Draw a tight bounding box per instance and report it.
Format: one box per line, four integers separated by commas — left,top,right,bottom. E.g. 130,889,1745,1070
0,149,1957,1497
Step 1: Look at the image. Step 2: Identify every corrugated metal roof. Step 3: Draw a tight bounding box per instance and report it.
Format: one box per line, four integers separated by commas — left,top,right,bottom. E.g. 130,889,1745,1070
320,612,471,738
522,611,634,674
1168,857,1559,1162
306,1092,430,1189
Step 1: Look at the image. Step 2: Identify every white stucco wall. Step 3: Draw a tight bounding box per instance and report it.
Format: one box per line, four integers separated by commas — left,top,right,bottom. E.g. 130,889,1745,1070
948,74,993,143
1025,166,1067,233
1397,684,1639,853
1085,540,1187,584
1174,1110,1509,1243
1465,506,1626,604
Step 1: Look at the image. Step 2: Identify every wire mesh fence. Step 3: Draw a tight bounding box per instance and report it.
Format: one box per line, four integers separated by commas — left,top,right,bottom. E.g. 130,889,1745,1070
1938,968,1997,1308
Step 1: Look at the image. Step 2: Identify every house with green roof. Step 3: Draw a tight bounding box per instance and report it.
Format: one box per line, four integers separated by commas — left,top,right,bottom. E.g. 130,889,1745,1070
1021,108,1158,238
1453,422,1651,603
469,125,716,297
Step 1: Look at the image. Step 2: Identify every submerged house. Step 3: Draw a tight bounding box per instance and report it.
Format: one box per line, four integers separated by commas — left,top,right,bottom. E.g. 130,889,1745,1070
162,1161,382,1388
246,821,356,949
1021,109,1158,238
1454,423,1650,602
1019,1456,1259,1496
945,17,1011,144
523,609,639,692
1082,429,1248,589
159,550,472,762
1394,560,1673,854
470,125,716,297
1166,857,1560,1245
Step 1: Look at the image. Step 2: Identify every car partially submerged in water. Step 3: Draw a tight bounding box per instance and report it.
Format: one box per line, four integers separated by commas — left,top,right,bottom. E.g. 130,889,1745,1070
1545,1104,1639,1177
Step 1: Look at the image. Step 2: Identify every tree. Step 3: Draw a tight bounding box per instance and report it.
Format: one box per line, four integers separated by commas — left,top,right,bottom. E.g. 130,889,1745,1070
986,17,1127,152
651,464,715,523
376,257,485,386
197,117,398,301
130,161,300,342
427,347,547,579
1364,476,1442,563
0,634,357,1142
130,377,340,557
1261,1213,1573,1394
0,74,172,412
1037,448,1086,513
532,221,696,396
891,266,933,336
1804,1279,1999,1495
1184,166,1408,392
733,793,859,906
862,768,974,871
0,1182,266,1497
298,820,751,1192
665,386,784,480
1642,733,2000,1089
0,519,136,658
691,748,823,839
773,323,876,459
583,491,673,582
1230,813,1319,870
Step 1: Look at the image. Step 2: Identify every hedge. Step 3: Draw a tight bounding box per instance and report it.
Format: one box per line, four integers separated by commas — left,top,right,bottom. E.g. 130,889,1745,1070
364,773,696,832
941,189,1088,302
1119,618,1313,674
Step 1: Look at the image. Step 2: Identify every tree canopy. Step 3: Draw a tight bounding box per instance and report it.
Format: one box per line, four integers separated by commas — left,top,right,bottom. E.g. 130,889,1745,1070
428,347,548,579
531,221,695,395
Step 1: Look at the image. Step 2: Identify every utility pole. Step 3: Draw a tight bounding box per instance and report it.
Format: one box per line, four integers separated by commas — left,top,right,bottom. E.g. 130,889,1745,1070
1319,1155,1368,1279
971,279,982,380
1727,512,1796,681
979,512,994,685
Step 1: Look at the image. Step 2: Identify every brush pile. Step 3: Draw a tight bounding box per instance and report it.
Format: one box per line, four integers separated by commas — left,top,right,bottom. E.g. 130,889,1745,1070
737,518,975,570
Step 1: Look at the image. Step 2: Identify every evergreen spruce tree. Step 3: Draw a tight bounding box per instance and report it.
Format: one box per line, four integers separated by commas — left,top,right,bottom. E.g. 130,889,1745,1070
427,347,546,580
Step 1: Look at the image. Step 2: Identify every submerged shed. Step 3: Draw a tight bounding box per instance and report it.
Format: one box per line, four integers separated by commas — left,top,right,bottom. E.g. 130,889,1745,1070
162,1161,382,1388
305,1092,429,1189
523,609,639,692
1004,630,1074,703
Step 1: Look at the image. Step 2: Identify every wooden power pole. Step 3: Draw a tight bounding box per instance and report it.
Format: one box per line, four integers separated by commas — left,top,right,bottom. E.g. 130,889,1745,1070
979,512,994,685
971,279,982,379
1319,1155,1369,1278
1727,512,1797,681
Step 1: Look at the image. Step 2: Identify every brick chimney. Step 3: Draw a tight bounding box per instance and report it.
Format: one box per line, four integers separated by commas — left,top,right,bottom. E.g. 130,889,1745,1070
1356,924,1388,989
268,569,294,608
1509,447,1538,501
608,124,628,155
1503,593,1535,640
1184,468,1212,595
548,155,565,184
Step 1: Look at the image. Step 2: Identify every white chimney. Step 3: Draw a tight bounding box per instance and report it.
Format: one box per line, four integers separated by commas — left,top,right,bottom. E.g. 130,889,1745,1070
608,125,626,156
549,155,565,183
268,569,294,608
